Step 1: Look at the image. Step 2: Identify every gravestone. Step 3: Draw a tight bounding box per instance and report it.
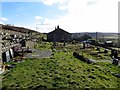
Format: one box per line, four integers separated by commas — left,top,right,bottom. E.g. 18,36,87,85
9,49,14,59
2,51,11,63
63,42,66,46
114,51,118,58
6,51,11,62
110,49,115,57
112,58,119,65
104,49,108,53
73,52,93,64
83,42,85,49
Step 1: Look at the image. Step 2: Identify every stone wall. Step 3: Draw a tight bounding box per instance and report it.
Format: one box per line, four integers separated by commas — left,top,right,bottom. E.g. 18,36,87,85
0,25,3,67
26,41,35,49
0,35,2,67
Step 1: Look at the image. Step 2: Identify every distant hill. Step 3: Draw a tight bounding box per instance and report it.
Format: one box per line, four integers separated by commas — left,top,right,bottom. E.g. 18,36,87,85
0,24,39,34
71,32,119,40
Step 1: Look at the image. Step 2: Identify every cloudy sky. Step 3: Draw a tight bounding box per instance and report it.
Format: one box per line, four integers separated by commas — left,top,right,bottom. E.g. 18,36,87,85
0,0,119,33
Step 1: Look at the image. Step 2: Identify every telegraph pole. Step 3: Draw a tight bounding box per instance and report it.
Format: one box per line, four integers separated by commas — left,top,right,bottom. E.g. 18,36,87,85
96,32,98,41
102,35,104,42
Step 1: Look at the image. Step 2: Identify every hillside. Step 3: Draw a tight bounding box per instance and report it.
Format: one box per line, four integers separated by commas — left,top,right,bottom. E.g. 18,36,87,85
71,32,119,40
0,24,39,33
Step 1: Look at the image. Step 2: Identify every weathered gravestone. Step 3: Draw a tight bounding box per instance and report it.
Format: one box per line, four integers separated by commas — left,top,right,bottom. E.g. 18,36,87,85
111,49,114,56
114,51,118,58
104,49,108,53
83,42,85,49
112,58,119,65
110,50,118,59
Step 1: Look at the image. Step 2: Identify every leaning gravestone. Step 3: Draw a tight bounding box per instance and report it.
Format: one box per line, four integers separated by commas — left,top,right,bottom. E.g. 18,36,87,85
73,52,93,64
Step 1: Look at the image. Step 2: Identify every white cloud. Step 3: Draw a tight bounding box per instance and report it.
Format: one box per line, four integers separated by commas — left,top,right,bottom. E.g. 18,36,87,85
42,0,56,6
35,16,43,20
0,21,3,24
41,0,68,6
0,17,8,24
0,17,8,21
2,0,41,2
35,16,44,24
41,0,119,33
58,5,67,10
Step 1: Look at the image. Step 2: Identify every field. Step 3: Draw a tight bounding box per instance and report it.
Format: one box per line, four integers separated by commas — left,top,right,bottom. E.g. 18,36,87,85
1,42,120,89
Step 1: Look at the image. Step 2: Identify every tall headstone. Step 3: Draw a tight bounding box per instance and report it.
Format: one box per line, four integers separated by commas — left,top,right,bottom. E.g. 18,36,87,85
6,51,10,62
114,51,118,58
83,42,85,49
9,49,14,59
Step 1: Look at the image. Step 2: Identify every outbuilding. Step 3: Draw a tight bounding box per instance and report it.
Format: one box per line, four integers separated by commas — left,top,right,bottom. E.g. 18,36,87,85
47,25,71,42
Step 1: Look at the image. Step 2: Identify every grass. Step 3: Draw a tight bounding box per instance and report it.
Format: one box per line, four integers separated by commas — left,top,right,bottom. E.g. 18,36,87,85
2,51,119,89
34,42,52,50
54,43,112,60
1,42,120,89
80,48,112,60
36,42,116,61
95,62,120,74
